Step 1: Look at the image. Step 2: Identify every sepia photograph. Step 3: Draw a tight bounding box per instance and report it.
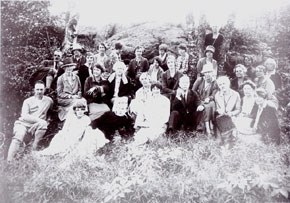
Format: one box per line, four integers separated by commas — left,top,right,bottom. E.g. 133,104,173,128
1,0,290,202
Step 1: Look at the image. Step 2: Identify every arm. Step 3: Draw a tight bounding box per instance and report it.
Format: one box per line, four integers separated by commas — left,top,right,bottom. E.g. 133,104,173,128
20,100,46,124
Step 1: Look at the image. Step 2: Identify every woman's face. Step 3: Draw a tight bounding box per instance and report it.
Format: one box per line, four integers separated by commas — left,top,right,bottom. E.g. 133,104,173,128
99,44,106,53
255,67,265,78
135,48,143,58
153,59,159,68
159,49,165,56
205,51,213,58
139,74,150,87
178,48,186,56
244,57,252,66
264,61,275,72
203,71,213,81
152,86,161,96
217,79,230,92
65,65,74,74
92,67,102,77
167,58,176,72
243,84,254,97
235,67,245,78
86,55,94,64
74,107,85,119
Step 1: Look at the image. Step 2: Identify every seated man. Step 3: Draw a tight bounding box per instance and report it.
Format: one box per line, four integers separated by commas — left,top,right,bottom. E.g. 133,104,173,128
7,80,53,161
167,75,201,134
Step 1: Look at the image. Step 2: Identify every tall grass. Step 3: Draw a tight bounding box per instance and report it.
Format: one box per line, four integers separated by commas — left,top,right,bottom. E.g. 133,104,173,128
1,135,290,203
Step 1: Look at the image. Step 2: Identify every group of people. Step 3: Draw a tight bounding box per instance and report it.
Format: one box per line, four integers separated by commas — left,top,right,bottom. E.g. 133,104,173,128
6,40,282,161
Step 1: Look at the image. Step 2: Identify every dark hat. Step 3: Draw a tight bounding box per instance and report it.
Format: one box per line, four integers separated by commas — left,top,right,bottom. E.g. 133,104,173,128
205,45,215,54
61,57,76,68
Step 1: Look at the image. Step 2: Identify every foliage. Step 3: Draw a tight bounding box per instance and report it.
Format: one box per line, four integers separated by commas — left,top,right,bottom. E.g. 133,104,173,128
1,136,290,202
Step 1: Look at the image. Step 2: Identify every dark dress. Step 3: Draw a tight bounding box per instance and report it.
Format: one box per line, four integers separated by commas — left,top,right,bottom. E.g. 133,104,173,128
91,111,134,141
250,103,281,145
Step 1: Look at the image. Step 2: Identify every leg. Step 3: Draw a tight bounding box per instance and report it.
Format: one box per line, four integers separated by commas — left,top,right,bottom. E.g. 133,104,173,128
31,121,48,150
7,124,27,161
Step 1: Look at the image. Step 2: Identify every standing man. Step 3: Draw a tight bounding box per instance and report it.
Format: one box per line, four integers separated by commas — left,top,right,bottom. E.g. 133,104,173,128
7,81,53,161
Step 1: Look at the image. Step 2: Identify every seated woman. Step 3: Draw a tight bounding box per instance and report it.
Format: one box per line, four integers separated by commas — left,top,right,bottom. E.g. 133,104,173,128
250,88,281,145
132,82,170,145
148,56,164,83
84,63,110,120
161,55,183,100
193,64,218,136
57,57,86,121
234,81,259,143
107,61,134,108
90,97,135,141
38,100,108,157
230,64,249,97
215,76,241,145
130,72,152,122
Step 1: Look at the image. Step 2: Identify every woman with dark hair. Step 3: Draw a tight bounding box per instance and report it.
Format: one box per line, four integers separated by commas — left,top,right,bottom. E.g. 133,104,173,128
148,56,164,83
234,80,257,139
77,52,94,94
250,88,280,145
84,64,110,120
230,64,249,97
243,55,255,80
196,45,218,78
94,43,108,69
158,43,169,71
132,82,170,145
254,65,275,96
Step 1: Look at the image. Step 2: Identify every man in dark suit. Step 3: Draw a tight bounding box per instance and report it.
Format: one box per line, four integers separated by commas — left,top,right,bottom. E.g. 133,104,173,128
167,75,201,133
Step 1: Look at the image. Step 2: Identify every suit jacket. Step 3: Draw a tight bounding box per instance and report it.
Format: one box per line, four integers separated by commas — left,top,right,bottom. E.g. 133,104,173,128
171,89,201,116
192,77,218,101
127,57,149,81
84,76,110,104
250,103,280,144
161,70,183,97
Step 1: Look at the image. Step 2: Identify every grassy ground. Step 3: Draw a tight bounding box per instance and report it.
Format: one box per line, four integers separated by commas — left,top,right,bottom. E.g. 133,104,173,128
1,133,290,203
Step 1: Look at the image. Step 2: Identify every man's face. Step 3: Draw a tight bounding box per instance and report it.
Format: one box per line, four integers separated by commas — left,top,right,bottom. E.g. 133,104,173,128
179,77,190,91
34,83,45,97
53,51,62,62
203,71,213,81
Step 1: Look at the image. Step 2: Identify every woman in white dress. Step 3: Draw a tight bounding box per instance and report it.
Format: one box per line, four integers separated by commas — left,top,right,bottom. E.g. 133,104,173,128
234,80,262,144
38,100,108,157
132,82,170,145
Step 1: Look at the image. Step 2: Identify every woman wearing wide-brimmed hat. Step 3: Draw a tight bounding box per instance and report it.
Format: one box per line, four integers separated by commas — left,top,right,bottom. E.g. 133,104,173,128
196,45,218,79
57,57,86,121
